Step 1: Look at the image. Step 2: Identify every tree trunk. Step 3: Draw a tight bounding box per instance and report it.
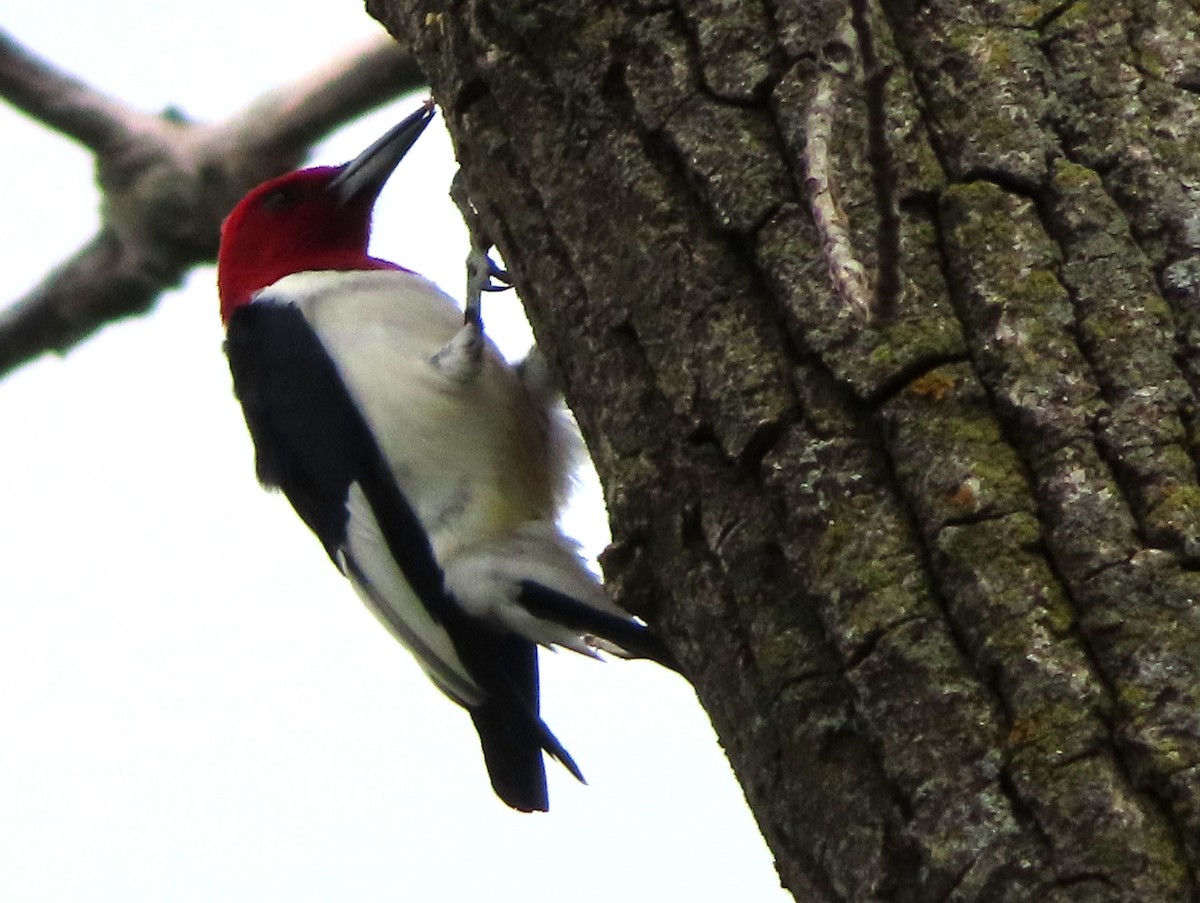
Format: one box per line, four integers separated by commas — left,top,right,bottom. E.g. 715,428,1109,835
369,0,1200,898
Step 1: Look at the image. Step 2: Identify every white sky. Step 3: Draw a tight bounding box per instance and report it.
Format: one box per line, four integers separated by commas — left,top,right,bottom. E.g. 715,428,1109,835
0,3,788,901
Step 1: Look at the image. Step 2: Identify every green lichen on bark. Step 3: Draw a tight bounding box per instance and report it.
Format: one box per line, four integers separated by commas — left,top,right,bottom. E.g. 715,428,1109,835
680,0,779,101
882,362,1033,531
759,18,965,399
940,182,1102,445
1045,160,1200,560
882,0,1057,186
880,357,1190,894
375,0,1200,896
755,199,965,399
765,421,1046,898
1042,0,1200,267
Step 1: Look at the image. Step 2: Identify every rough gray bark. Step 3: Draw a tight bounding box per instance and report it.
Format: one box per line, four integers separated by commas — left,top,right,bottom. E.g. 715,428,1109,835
369,0,1200,899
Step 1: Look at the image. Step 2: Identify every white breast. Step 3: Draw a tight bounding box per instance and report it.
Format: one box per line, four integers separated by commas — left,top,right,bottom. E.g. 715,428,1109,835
270,269,571,563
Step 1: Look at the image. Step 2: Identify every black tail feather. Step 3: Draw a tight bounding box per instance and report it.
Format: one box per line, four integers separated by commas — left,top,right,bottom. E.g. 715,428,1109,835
467,634,584,811
533,713,585,785
470,702,549,812
517,581,682,673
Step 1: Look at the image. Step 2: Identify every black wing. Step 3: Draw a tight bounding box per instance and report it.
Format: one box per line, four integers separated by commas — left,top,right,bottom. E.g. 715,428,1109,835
224,299,577,811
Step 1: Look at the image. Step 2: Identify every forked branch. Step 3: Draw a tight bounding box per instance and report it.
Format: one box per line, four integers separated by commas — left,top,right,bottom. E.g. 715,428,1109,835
0,30,425,378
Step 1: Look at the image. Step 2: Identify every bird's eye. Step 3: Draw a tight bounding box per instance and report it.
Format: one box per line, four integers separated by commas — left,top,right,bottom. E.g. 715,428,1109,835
260,185,300,212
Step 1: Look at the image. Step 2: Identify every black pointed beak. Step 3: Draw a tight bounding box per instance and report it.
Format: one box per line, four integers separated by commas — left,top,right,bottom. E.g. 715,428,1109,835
330,99,436,204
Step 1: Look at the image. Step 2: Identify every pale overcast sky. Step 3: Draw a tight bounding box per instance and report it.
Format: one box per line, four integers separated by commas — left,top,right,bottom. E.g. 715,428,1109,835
0,3,788,900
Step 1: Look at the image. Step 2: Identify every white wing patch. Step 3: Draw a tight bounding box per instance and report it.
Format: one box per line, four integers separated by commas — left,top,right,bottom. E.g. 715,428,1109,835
340,482,484,707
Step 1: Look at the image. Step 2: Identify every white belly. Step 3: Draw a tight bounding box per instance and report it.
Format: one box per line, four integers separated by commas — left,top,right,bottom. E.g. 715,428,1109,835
273,269,565,562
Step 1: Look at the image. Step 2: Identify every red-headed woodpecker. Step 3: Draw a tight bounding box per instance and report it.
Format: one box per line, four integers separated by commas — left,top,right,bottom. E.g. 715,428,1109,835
216,101,678,812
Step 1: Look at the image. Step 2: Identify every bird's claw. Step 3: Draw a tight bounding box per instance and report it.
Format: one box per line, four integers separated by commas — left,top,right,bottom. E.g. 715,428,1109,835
481,260,512,292
451,170,514,334
466,247,510,299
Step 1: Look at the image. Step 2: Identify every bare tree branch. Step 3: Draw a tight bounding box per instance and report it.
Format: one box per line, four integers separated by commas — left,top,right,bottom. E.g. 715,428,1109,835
0,233,155,373
0,33,426,379
210,38,425,157
0,28,154,152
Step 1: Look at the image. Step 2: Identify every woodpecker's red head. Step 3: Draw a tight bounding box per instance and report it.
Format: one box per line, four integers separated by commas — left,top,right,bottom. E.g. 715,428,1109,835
217,100,436,323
